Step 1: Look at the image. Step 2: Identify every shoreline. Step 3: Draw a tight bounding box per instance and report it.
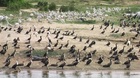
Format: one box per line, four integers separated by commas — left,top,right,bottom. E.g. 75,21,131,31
1,67,140,73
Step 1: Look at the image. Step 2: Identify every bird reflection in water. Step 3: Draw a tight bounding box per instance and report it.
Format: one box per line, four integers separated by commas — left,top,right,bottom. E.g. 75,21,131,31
57,71,65,78
73,71,80,77
42,70,49,78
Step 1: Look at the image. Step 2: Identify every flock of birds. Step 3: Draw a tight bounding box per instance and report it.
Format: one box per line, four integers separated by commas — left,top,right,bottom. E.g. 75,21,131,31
0,10,140,72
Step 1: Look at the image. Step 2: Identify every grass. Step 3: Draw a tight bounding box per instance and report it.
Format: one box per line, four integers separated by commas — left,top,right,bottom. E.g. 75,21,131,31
109,33,134,38
0,0,139,25
64,20,96,24
32,49,66,57
0,10,30,24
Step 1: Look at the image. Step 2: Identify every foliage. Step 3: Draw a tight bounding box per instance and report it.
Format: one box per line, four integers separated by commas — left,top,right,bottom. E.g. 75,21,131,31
6,0,32,11
48,2,56,11
37,1,49,11
32,49,64,57
37,1,48,7
60,5,69,12
65,20,96,24
59,3,76,12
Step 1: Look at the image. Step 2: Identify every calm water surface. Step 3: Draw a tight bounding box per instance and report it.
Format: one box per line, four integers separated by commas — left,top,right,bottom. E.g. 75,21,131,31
0,70,140,78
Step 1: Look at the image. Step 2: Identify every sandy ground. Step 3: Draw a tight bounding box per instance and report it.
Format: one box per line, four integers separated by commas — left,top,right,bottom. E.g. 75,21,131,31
0,18,140,71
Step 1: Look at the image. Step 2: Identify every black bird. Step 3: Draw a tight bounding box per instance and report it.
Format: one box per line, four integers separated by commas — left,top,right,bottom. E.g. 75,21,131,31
42,57,49,67
131,52,139,61
110,50,118,58
47,27,50,31
64,40,69,48
58,44,63,49
3,41,8,49
96,55,104,64
114,55,120,64
79,36,82,42
43,51,48,57
101,30,105,34
85,58,92,65
135,33,139,37
121,32,125,36
38,30,41,34
27,34,31,41
10,49,16,57
91,25,94,30
54,40,59,47
91,49,97,55
88,41,96,47
127,45,134,53
115,28,119,33
103,59,112,67
37,36,42,43
0,47,7,55
73,35,77,39
81,54,88,62
25,30,30,35
52,29,57,34
59,35,64,40
4,59,11,67
4,27,8,31
4,54,11,63
69,45,76,53
123,58,131,69
11,61,18,69
82,46,87,51
119,46,125,54
85,37,90,44
111,28,115,33
58,53,65,62
26,59,32,68
100,25,103,29
58,61,66,69
113,43,118,51
48,37,52,44
106,41,110,46
54,33,59,38
67,58,79,66
71,30,75,35
109,47,113,54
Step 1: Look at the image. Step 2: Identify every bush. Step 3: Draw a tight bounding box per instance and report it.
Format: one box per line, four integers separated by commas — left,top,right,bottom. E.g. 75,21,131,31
69,4,75,11
48,2,56,11
39,6,48,11
37,1,48,11
7,1,21,11
59,2,76,12
7,0,32,11
60,6,69,12
37,1,48,7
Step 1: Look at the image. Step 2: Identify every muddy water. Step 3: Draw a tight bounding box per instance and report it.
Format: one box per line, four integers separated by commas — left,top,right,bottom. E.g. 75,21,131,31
0,70,140,78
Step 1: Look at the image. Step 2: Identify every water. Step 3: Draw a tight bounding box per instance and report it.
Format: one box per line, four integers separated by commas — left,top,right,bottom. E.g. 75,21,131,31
0,70,140,78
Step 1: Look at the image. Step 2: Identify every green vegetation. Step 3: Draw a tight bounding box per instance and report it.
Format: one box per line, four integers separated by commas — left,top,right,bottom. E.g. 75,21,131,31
0,0,32,11
48,2,57,11
0,0,139,25
65,20,96,24
32,49,65,57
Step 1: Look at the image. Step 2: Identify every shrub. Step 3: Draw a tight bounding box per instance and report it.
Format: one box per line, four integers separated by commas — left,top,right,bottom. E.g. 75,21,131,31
37,1,48,7
60,5,69,12
48,2,56,11
6,0,32,11
7,1,21,11
69,4,75,11
37,1,48,11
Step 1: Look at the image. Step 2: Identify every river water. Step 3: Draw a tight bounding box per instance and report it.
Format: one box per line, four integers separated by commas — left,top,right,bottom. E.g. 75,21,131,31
0,70,140,78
